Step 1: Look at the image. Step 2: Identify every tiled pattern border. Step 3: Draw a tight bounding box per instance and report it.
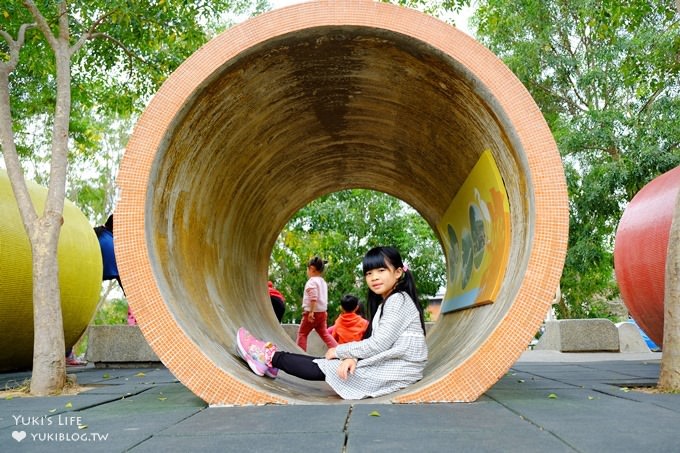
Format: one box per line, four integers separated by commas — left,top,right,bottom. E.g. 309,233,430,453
116,0,568,405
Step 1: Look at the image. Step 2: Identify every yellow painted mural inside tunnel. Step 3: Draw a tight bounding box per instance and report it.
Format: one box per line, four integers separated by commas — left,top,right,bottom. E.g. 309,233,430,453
437,150,511,314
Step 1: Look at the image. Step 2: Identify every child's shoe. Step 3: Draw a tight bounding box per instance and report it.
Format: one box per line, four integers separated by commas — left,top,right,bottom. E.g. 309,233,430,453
264,366,279,378
236,327,276,377
65,351,86,366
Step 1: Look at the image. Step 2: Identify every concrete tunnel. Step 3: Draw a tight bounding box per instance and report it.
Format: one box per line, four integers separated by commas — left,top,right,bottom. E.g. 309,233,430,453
115,0,568,405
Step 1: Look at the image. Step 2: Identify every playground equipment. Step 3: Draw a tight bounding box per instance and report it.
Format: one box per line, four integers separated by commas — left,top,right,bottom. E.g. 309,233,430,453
0,170,102,371
615,165,680,348
116,0,568,404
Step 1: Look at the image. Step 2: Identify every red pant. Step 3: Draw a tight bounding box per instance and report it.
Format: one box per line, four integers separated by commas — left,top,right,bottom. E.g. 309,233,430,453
296,312,338,351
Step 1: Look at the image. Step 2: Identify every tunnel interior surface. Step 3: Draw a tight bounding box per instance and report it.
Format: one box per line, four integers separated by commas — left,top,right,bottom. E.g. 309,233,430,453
116,0,568,405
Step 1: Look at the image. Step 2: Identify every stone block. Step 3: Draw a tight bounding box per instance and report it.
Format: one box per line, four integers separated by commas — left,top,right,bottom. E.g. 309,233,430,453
534,319,620,352
86,325,160,367
616,322,652,353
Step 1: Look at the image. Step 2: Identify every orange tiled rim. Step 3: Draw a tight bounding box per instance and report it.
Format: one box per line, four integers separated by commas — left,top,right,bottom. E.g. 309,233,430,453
116,0,568,405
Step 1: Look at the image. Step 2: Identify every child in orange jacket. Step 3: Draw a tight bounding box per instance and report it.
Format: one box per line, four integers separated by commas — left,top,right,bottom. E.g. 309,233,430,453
329,294,369,344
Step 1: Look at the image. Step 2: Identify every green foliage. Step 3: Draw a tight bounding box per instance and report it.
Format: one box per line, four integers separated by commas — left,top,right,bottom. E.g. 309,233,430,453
269,189,445,324
3,1,267,115
385,0,470,18
92,298,128,325
1,1,268,221
473,0,680,319
65,115,132,222
72,335,88,358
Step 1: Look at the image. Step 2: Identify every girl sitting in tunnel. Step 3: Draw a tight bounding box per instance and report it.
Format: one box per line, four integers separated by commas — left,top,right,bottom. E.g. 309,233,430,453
236,246,428,399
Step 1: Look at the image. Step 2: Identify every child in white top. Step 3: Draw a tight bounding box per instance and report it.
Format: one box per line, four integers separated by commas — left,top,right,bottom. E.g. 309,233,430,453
296,256,337,351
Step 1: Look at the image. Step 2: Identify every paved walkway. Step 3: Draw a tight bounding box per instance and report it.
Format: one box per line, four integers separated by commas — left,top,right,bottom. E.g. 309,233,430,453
1,351,677,452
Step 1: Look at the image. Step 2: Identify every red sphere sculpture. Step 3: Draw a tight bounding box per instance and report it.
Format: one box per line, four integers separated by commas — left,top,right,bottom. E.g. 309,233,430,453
614,165,680,348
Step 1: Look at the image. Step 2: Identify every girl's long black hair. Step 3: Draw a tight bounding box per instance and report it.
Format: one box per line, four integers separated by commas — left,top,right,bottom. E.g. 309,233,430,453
362,246,426,338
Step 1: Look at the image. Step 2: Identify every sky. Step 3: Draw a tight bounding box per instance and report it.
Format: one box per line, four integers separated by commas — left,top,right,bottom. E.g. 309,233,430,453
268,0,475,36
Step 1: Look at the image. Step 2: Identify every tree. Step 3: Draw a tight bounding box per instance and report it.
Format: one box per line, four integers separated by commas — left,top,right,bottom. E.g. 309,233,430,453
0,0,265,396
658,0,680,392
472,0,680,319
659,188,680,390
269,190,445,323
387,0,470,17
65,115,131,224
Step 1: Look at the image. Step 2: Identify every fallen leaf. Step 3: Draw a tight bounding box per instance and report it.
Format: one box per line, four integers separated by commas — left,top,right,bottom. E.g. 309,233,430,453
158,397,167,401
369,410,381,417
547,393,558,399
65,402,73,408
48,409,57,413
135,372,146,377
78,425,88,430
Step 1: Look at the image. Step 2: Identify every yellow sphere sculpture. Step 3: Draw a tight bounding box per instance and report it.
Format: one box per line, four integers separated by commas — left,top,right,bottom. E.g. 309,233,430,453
0,169,102,371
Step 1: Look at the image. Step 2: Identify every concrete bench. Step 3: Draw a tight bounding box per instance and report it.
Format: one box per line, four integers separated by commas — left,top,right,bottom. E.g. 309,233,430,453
616,322,652,353
86,325,160,367
534,319,620,352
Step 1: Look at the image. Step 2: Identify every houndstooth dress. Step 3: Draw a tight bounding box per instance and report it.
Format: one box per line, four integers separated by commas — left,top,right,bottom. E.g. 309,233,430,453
314,291,428,399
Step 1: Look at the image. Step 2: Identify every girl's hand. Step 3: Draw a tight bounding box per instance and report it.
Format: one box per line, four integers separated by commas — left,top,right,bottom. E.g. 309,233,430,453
325,347,337,360
337,358,357,380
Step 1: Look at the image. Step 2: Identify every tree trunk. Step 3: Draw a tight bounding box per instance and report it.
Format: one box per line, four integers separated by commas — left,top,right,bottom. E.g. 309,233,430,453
658,0,680,392
0,69,66,394
20,1,73,395
659,187,680,390
29,218,66,394
27,27,72,395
